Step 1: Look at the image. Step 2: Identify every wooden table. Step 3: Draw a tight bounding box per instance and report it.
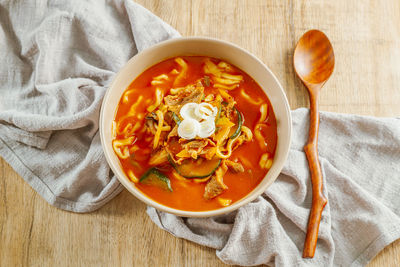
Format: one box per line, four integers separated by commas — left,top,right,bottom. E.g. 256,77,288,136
1,0,400,266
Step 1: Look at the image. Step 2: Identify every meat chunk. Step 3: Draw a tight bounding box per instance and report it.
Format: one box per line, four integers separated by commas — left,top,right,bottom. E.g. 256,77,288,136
199,146,217,160
164,83,205,113
182,140,208,159
225,159,245,173
183,140,208,150
179,139,216,159
203,163,228,200
165,138,186,165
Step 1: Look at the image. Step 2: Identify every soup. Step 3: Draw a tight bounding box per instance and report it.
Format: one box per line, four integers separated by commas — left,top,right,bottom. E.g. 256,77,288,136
112,56,277,211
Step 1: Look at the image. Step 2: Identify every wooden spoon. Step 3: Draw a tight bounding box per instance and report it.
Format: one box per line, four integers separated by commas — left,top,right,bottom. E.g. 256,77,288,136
293,29,334,258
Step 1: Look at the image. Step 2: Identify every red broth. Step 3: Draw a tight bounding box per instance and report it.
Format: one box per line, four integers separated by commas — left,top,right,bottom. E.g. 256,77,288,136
113,56,277,211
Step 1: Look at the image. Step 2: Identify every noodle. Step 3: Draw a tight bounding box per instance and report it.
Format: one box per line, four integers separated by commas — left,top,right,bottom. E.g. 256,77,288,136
112,136,135,159
193,176,212,183
129,145,140,154
119,123,132,135
151,80,164,85
221,73,243,81
213,76,240,85
116,95,144,133
258,103,268,123
153,110,164,149
240,88,263,105
173,57,188,86
218,89,233,101
259,153,273,169
238,155,252,168
169,87,183,94
118,121,142,137
171,171,189,188
204,59,242,87
254,123,267,149
213,83,239,90
127,170,139,183
147,88,164,112
151,74,169,86
171,170,186,181
122,89,135,103
217,61,234,72
241,126,253,141
128,95,143,114
216,134,240,159
204,59,221,77
217,197,232,206
131,121,141,134
153,74,169,80
170,69,179,75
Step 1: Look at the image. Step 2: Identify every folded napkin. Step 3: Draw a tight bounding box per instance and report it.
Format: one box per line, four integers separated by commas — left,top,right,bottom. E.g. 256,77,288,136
1,1,399,267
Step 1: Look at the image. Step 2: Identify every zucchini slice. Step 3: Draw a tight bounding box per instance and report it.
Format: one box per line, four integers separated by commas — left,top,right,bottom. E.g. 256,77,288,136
172,112,181,125
169,156,221,179
230,107,243,139
139,168,172,192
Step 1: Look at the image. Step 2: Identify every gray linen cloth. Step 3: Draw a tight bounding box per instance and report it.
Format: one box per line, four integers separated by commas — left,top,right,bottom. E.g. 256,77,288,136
1,1,399,266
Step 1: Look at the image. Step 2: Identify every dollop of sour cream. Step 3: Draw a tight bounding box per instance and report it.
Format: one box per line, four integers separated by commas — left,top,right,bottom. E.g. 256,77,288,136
178,102,218,140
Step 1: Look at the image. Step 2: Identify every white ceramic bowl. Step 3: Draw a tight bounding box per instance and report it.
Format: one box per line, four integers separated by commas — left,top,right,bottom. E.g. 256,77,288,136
100,37,292,217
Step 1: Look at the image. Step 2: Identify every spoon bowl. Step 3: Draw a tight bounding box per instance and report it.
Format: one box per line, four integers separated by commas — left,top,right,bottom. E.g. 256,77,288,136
294,30,335,87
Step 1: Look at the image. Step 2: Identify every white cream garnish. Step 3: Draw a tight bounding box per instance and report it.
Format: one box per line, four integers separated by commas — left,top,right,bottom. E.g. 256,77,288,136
178,102,217,139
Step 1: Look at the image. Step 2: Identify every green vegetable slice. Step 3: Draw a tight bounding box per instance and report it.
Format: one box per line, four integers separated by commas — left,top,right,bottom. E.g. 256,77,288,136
230,107,243,139
172,112,181,125
169,155,221,178
139,168,172,192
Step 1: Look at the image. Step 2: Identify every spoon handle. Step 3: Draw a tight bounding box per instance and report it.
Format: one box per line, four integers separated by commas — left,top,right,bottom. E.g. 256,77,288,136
303,88,328,258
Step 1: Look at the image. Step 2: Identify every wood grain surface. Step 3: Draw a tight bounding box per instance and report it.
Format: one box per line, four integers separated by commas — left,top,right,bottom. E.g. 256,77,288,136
1,0,400,266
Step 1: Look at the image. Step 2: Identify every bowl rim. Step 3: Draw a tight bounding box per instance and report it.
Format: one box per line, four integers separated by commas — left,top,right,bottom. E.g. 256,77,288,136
100,36,292,217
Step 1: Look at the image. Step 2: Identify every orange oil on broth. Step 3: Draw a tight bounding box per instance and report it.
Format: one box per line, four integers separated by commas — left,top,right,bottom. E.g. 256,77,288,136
114,56,277,211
